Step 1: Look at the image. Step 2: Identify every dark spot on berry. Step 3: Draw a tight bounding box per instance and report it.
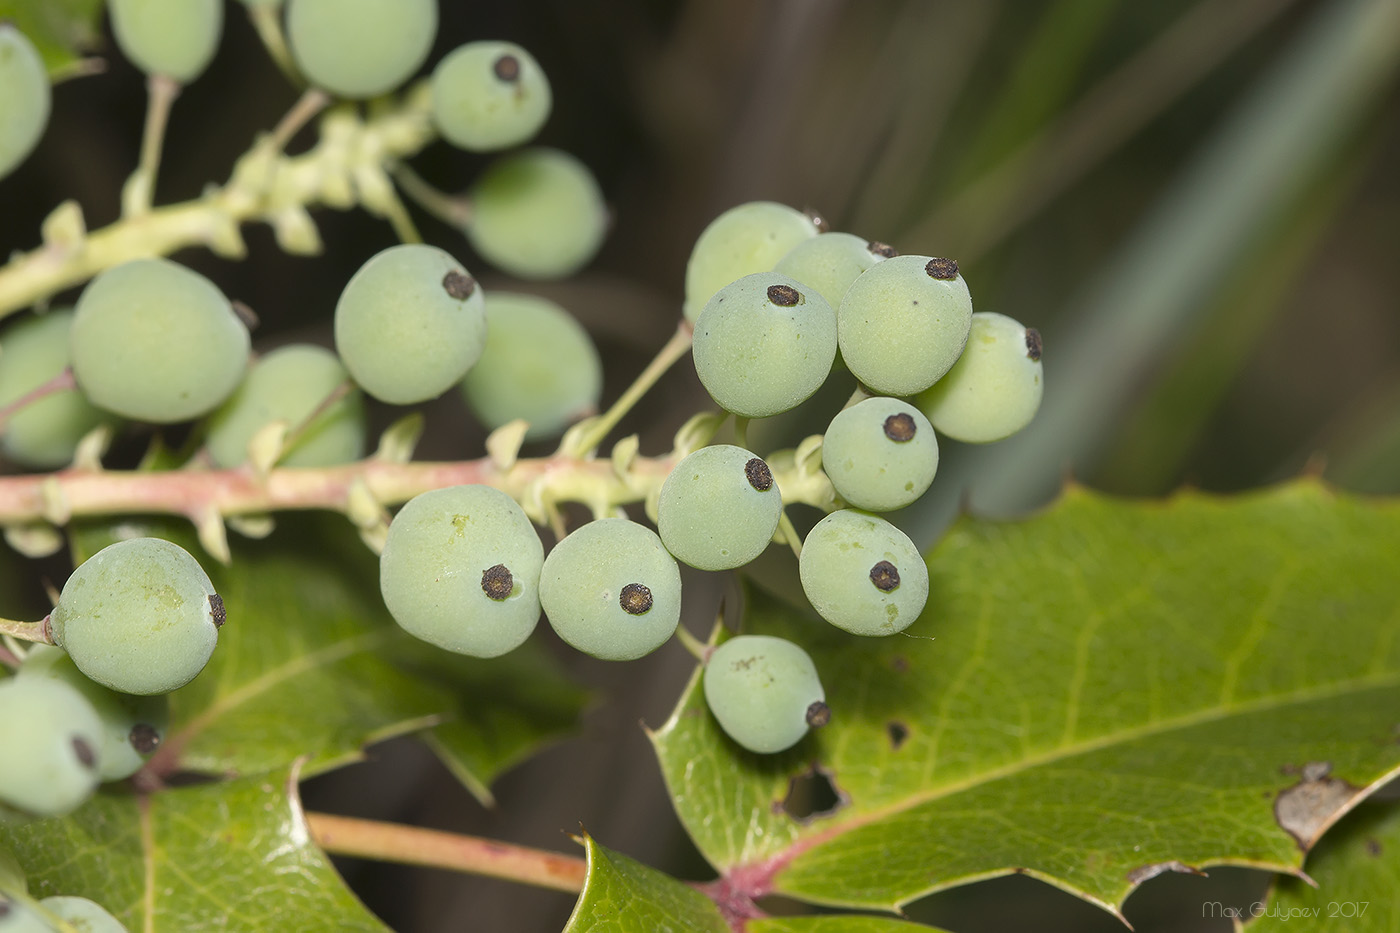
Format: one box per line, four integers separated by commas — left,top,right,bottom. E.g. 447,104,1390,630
887,721,909,749
883,412,916,442
442,270,477,300
870,560,900,592
493,54,521,82
767,284,801,307
868,241,898,258
231,300,260,330
745,457,774,491
130,723,162,756
1025,328,1043,361
72,736,97,770
0,900,10,919
925,257,959,280
208,594,226,628
806,701,831,728
620,583,653,615
804,208,829,233
481,564,514,601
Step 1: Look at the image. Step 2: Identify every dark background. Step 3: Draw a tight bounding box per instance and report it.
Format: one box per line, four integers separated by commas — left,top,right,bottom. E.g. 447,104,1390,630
2,1,1398,930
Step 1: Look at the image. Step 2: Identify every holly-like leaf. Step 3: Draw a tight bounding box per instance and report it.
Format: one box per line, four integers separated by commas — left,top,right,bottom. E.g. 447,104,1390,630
652,481,1400,920
563,833,729,933
0,0,104,76
1243,800,1400,931
387,639,587,807
0,766,388,931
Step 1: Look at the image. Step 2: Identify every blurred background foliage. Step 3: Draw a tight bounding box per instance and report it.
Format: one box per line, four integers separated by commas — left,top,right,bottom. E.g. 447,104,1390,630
1,0,1398,930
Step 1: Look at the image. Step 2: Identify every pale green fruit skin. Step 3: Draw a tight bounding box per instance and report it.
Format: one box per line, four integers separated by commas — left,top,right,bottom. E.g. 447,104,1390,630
657,445,781,571
0,25,50,181
380,486,544,658
0,309,117,468
460,293,601,441
466,148,607,280
692,272,837,418
206,344,365,468
110,0,223,82
0,677,104,817
334,245,486,405
683,202,818,322
51,538,221,695
432,42,551,152
20,645,169,782
539,519,681,661
822,397,938,512
838,255,973,396
703,635,824,754
773,232,889,310
799,509,928,636
286,0,437,99
0,896,50,932
916,311,1043,443
70,259,250,423
39,897,129,933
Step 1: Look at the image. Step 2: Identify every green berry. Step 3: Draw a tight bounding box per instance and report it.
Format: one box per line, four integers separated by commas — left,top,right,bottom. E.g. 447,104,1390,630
431,42,551,152
286,0,437,99
334,245,487,405
540,519,681,661
0,309,117,469
466,148,608,280
916,311,1044,443
0,677,104,817
822,397,938,512
109,0,223,82
799,509,928,636
0,25,50,181
773,232,894,310
692,272,837,418
658,445,782,571
206,344,365,468
39,897,129,933
20,645,169,782
683,202,818,322
460,292,602,441
50,537,223,695
380,486,544,658
838,255,973,396
0,896,49,932
703,635,827,754
70,259,251,423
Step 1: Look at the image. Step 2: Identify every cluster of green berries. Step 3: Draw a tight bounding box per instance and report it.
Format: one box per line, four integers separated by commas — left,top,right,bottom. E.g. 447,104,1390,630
0,893,128,933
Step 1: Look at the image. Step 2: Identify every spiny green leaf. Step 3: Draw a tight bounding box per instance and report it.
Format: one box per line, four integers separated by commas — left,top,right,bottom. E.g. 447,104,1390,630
1243,800,1400,931
0,766,387,932
653,481,1400,919
563,833,728,933
0,0,105,76
386,638,587,807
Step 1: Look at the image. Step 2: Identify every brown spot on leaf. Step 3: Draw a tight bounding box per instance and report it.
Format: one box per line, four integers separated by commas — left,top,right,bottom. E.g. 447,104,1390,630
887,721,909,750
1274,761,1361,850
1126,860,1205,886
1367,838,1383,857
442,270,477,300
744,457,774,491
780,763,848,823
891,656,909,673
925,257,959,280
